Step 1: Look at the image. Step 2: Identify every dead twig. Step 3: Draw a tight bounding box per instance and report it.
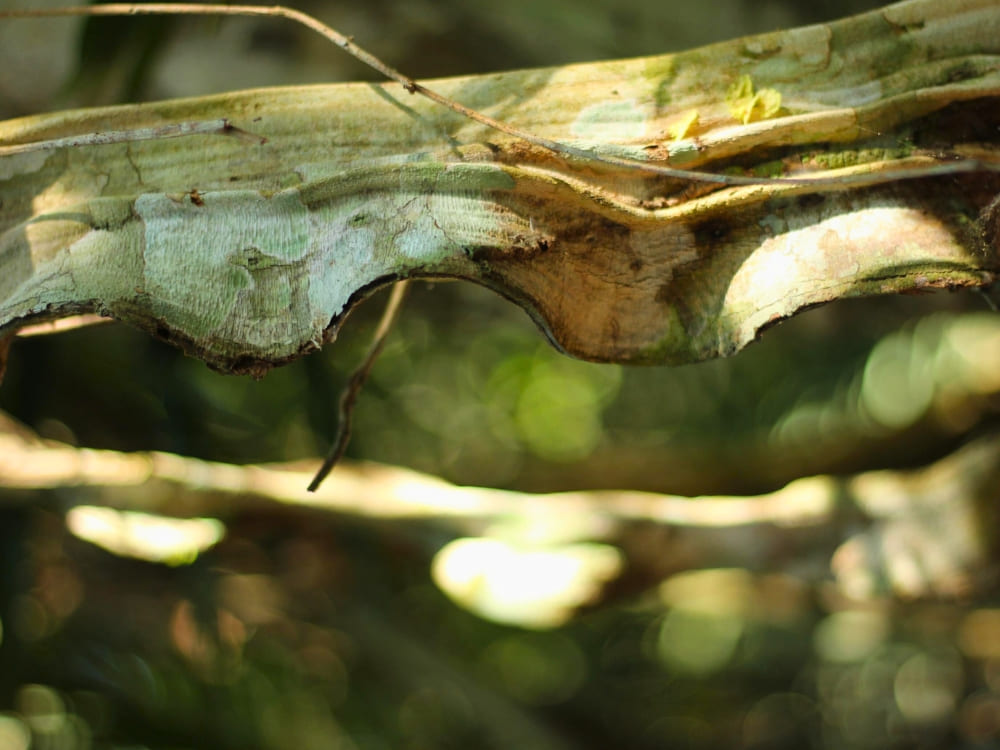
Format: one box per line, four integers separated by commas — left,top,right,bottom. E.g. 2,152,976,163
308,281,410,491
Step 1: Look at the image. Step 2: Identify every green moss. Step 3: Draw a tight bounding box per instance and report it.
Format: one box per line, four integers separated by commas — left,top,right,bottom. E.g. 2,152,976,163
751,160,786,178
808,146,913,170
630,307,705,365
644,54,676,110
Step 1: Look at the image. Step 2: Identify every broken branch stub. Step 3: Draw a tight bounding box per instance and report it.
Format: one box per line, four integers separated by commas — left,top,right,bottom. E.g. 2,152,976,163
1,0,998,376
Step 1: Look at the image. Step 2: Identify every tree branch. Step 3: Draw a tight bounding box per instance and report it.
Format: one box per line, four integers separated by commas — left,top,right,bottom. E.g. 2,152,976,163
1,0,998,375
1,413,994,601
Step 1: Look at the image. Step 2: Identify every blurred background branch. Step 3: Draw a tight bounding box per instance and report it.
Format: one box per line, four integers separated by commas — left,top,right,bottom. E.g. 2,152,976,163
1,406,997,616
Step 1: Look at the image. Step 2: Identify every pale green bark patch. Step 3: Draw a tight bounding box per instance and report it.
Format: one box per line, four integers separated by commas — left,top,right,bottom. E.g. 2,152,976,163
138,190,310,339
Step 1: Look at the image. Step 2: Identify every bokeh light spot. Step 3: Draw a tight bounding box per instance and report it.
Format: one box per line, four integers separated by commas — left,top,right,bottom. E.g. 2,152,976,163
893,650,963,724
0,715,30,750
957,609,1000,660
431,537,622,628
655,608,743,676
814,610,889,664
860,329,934,430
66,506,224,565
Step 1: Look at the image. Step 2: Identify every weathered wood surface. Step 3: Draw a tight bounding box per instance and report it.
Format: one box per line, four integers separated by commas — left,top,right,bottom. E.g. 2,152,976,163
1,0,998,375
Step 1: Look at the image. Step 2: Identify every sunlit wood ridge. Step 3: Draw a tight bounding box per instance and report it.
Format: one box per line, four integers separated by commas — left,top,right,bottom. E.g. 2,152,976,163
1,0,999,376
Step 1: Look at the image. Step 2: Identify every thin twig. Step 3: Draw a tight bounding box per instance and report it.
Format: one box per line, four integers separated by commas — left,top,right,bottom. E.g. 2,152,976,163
2,4,998,188
307,281,410,492
0,118,262,157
